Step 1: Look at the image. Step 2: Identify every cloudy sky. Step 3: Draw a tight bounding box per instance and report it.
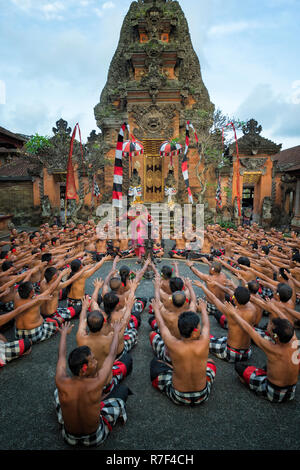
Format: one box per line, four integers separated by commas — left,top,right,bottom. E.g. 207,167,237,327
0,0,299,149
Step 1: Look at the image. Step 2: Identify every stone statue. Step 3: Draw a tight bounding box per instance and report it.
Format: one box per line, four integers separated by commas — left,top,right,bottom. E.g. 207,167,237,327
164,169,177,209
262,197,272,221
41,195,52,219
128,166,143,206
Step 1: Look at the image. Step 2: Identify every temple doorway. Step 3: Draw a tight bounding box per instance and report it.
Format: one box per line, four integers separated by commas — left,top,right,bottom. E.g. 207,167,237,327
242,186,254,226
143,140,164,203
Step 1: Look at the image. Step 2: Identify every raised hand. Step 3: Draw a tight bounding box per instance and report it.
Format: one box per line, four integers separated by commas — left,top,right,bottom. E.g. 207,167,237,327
197,298,207,313
93,278,104,289
193,280,204,290
81,295,91,311
58,321,74,335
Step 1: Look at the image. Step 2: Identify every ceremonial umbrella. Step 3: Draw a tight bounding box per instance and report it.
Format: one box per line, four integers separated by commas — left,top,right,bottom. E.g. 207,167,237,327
159,141,183,166
122,139,144,175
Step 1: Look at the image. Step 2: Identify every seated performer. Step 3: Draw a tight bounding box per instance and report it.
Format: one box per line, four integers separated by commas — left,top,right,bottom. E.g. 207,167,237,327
150,298,216,406
169,236,187,259
40,265,92,320
149,274,197,364
66,256,111,313
76,296,133,395
0,293,51,368
187,259,229,316
13,270,74,345
195,281,257,363
54,322,132,447
101,281,140,358
224,301,299,403
119,228,135,259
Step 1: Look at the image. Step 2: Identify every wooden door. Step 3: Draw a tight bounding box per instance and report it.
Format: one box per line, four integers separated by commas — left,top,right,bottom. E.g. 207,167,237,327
143,140,164,203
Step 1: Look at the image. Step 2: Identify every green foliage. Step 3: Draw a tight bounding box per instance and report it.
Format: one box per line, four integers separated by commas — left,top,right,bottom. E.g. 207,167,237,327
24,133,53,155
219,221,237,230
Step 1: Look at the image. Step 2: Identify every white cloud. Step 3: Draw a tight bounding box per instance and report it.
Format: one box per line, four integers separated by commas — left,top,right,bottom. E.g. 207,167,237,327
208,21,263,37
102,1,115,9
94,8,104,18
40,2,65,20
10,0,32,10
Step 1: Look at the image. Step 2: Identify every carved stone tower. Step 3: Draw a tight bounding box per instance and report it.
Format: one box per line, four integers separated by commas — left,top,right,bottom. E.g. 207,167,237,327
94,0,214,203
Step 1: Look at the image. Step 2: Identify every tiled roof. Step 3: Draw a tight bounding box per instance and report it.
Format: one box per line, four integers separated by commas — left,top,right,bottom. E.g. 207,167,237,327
0,126,26,143
0,156,36,178
272,145,300,172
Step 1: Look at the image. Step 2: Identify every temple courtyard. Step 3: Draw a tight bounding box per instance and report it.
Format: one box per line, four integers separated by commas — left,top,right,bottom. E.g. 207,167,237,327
1,256,300,452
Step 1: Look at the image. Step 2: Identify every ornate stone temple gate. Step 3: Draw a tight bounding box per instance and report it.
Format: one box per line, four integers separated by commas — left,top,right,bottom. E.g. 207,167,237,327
94,0,214,204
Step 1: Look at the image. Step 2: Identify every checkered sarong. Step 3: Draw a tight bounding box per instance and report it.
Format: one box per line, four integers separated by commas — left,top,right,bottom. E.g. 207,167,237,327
256,278,273,300
209,335,252,363
123,327,138,353
206,302,220,316
54,388,127,447
254,327,273,341
103,357,130,395
52,307,76,324
150,332,171,363
120,249,134,257
67,298,83,310
0,337,31,367
33,282,41,294
15,318,59,344
151,360,216,406
148,315,160,333
0,300,14,313
239,366,296,403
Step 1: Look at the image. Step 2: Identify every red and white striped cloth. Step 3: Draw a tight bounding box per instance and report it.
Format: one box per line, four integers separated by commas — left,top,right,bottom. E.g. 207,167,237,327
182,121,198,204
112,123,129,209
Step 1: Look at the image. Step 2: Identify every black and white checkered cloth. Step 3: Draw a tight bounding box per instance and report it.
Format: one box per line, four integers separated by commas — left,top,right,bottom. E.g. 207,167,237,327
52,307,76,323
0,300,14,313
123,327,138,353
239,366,296,403
152,360,216,406
93,178,100,198
15,319,59,344
206,302,220,316
209,335,252,362
0,337,31,367
150,332,172,363
54,388,127,447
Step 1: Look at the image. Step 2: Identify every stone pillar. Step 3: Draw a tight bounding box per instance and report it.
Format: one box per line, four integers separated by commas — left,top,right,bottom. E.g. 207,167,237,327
291,179,300,231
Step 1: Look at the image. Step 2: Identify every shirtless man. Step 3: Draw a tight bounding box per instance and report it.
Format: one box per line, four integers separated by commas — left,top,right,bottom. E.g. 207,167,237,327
149,298,216,406
119,228,135,259
95,234,108,261
40,265,92,320
0,293,51,368
224,301,299,402
101,284,139,358
169,235,187,260
54,322,131,447
149,274,197,364
66,256,111,313
14,280,70,344
76,296,133,395
187,259,228,316
0,262,40,313
194,281,257,363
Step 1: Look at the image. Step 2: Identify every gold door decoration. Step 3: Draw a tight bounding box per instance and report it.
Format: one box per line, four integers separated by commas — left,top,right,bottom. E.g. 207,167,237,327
143,139,164,203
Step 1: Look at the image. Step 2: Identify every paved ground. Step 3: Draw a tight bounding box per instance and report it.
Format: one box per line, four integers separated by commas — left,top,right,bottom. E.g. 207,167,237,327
1,257,300,452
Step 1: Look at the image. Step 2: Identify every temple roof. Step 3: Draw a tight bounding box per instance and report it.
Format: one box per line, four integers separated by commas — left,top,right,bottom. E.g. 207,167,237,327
230,119,282,156
272,145,300,172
